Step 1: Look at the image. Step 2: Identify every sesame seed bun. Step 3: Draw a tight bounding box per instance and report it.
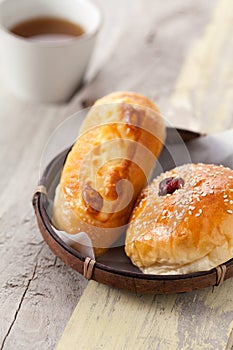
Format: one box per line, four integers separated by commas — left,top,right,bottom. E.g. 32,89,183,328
125,163,233,275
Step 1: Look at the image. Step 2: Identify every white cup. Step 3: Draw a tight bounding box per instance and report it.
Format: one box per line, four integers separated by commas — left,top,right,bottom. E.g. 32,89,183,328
0,0,102,103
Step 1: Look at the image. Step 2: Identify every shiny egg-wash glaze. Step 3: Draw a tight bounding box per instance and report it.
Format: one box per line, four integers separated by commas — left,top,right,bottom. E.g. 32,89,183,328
125,163,233,274
53,92,166,256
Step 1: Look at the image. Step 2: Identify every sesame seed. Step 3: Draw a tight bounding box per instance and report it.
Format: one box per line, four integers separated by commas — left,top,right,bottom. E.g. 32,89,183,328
144,234,151,240
201,192,207,197
197,197,200,202
223,195,228,199
188,210,192,215
195,213,201,217
227,210,233,214
189,205,195,211
199,209,203,214
209,190,214,194
224,199,229,202
230,200,233,205
228,176,233,179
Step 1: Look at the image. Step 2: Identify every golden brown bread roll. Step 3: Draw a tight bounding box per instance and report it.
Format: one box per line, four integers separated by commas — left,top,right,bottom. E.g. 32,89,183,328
125,163,233,274
52,91,166,256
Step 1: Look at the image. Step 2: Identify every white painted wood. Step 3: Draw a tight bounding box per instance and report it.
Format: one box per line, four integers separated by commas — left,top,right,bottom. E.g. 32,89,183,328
0,102,88,350
0,1,223,349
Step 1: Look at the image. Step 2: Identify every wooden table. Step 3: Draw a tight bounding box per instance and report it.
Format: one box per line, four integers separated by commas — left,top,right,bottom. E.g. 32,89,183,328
1,0,233,349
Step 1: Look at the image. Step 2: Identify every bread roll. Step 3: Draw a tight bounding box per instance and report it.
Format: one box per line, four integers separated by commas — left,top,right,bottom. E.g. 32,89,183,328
53,91,166,256
125,163,233,274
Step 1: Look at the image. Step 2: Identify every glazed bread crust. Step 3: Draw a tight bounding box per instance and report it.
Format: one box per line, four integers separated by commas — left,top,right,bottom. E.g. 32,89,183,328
125,163,233,274
53,91,166,255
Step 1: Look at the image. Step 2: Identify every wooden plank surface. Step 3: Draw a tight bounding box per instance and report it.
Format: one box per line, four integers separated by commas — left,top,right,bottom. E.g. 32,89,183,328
170,0,233,132
57,281,233,350
0,0,231,349
0,102,88,350
57,0,233,349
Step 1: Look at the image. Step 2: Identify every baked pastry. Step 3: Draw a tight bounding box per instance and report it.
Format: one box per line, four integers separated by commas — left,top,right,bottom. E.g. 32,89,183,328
52,91,166,256
125,163,233,274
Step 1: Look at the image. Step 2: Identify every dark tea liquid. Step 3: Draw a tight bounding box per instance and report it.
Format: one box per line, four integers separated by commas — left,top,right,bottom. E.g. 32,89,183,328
10,17,85,42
